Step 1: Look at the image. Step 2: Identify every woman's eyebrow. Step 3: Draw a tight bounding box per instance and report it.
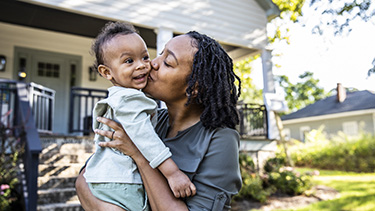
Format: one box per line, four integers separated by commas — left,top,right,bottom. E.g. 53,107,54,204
167,49,179,65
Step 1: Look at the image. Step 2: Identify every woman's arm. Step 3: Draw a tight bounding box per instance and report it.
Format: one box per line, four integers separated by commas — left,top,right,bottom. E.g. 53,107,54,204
94,117,188,211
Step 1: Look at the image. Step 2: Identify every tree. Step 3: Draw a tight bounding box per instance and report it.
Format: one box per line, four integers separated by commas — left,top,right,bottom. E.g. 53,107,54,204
276,71,327,113
233,56,263,104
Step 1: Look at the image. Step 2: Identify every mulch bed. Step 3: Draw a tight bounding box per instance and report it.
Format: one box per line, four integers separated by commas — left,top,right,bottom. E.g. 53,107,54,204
231,185,340,211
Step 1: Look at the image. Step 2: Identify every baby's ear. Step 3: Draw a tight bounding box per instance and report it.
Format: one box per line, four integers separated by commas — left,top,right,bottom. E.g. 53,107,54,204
98,65,112,80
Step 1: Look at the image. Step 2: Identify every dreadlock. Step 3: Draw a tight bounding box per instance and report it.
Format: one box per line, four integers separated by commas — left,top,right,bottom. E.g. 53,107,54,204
185,31,241,130
91,21,137,70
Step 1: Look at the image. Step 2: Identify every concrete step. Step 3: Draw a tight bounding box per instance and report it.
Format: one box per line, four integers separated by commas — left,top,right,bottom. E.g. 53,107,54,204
37,202,83,211
38,176,76,190
37,136,93,210
38,187,78,205
39,163,83,178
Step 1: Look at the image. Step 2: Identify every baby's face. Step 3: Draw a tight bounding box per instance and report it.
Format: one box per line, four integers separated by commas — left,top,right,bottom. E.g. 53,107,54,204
101,33,151,90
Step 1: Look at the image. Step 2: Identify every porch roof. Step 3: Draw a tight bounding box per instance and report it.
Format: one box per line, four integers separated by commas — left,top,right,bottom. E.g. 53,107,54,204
0,0,279,61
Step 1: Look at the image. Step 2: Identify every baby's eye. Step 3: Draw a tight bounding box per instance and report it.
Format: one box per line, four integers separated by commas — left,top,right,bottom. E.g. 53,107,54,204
143,55,150,61
125,58,134,64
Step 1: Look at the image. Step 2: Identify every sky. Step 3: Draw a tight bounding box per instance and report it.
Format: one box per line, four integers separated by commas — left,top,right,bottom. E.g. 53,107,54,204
251,2,375,93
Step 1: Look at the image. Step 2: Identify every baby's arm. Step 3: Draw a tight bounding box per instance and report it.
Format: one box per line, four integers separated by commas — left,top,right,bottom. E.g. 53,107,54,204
158,158,196,198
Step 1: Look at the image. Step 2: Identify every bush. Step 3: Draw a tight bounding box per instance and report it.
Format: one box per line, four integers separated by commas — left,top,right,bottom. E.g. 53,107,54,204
235,154,274,202
284,132,375,172
235,154,312,203
0,120,24,210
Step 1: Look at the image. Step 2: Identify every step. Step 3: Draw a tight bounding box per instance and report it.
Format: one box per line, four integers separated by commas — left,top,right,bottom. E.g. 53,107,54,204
37,136,93,211
39,163,83,178
40,152,93,166
38,187,78,205
37,202,83,211
38,176,76,190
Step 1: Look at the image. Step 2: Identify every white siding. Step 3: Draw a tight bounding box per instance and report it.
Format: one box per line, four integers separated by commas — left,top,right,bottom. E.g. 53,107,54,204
26,0,268,49
0,22,109,88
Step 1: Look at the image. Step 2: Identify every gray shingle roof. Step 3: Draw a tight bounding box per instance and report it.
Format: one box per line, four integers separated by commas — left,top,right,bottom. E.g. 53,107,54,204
281,90,375,120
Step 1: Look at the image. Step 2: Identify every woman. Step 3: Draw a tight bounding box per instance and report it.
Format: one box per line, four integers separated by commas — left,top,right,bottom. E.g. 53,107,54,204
76,31,242,210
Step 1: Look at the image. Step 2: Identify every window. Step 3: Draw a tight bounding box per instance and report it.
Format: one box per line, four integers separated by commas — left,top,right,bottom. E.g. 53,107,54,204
343,121,358,136
299,126,310,142
37,62,60,78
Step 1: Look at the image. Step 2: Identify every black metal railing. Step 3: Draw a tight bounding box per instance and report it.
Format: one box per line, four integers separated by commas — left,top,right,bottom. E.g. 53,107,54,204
68,87,268,139
69,87,108,135
237,103,268,138
0,79,42,211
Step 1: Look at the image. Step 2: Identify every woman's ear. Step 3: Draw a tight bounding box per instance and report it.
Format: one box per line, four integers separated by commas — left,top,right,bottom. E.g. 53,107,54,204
98,65,112,80
186,83,199,97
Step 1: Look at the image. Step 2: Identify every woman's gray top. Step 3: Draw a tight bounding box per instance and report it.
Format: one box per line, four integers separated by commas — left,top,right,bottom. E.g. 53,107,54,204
154,109,242,211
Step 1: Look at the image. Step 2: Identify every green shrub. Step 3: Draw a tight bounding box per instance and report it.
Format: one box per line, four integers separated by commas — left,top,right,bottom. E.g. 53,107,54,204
285,132,375,172
0,120,24,210
235,154,274,202
235,153,312,203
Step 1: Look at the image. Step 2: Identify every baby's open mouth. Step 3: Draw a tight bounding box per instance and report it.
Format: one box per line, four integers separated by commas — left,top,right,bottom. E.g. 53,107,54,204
134,74,147,79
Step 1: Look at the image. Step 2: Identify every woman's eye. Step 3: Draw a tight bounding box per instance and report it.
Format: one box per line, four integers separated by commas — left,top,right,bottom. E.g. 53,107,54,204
164,61,171,67
125,58,133,64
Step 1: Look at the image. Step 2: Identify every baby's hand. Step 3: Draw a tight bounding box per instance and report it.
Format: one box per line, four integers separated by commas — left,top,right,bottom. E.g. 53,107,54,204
168,171,196,198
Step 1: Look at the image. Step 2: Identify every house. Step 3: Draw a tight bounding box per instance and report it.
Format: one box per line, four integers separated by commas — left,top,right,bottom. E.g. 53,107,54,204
281,83,375,141
0,2,284,209
0,0,280,137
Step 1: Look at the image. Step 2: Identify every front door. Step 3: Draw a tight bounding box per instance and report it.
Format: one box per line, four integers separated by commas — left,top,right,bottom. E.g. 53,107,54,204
14,47,81,134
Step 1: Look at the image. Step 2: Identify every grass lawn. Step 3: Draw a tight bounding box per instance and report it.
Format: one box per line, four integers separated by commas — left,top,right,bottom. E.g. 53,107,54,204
279,168,375,211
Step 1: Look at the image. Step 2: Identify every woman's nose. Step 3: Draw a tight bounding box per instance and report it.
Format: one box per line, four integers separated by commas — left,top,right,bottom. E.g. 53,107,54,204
151,58,159,70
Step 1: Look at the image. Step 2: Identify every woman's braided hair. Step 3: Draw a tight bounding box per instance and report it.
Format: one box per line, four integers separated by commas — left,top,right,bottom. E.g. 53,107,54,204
92,21,137,70
185,31,241,130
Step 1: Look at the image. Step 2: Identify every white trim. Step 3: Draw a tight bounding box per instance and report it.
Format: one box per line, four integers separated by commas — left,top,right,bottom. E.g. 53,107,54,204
283,109,375,125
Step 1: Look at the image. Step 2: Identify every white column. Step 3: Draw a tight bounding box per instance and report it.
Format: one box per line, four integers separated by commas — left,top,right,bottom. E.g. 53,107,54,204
261,48,279,140
154,27,173,108
155,27,174,56
262,48,275,94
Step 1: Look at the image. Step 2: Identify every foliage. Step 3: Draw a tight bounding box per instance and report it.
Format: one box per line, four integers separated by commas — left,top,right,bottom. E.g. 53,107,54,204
309,0,375,36
0,116,24,210
235,154,312,203
233,56,263,104
235,154,274,203
276,71,327,113
269,0,305,44
281,131,375,172
263,157,312,195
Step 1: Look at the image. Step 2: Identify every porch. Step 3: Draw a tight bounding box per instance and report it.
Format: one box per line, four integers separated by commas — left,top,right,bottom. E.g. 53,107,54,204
1,79,271,210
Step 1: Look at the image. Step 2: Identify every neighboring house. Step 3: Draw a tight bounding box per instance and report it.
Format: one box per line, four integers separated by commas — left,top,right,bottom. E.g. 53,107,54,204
281,83,375,141
0,0,280,137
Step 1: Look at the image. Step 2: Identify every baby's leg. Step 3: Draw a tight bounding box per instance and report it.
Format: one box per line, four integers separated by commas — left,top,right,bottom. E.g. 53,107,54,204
100,200,127,211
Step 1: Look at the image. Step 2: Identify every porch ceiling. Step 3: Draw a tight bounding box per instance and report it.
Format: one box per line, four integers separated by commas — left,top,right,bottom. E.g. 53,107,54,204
0,0,259,61
0,0,157,48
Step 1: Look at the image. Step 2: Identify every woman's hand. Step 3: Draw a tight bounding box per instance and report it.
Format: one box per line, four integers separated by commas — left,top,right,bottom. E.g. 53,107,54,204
94,117,140,158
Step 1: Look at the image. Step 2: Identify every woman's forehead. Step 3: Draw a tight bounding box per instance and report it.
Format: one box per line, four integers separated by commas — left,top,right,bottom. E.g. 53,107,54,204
166,35,196,59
